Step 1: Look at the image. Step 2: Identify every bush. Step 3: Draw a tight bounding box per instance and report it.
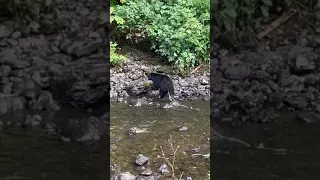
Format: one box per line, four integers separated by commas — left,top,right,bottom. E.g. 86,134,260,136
110,0,127,67
212,0,318,45
0,0,55,19
110,42,126,67
114,0,210,71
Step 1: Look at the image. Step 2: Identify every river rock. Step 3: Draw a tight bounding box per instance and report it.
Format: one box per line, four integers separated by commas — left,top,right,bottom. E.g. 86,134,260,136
0,24,13,38
119,172,136,180
0,95,26,116
140,168,153,176
284,96,308,109
223,64,250,80
292,54,316,73
136,176,158,180
1,50,30,69
159,163,170,174
24,114,42,127
135,154,149,166
0,65,12,77
58,116,106,142
74,39,102,57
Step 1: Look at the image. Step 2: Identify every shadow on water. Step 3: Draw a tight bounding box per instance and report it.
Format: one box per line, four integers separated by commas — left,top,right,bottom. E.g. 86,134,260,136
0,107,109,180
212,113,320,180
110,100,210,178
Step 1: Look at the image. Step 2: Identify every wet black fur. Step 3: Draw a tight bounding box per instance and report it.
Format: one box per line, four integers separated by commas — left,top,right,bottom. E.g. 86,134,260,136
146,72,174,99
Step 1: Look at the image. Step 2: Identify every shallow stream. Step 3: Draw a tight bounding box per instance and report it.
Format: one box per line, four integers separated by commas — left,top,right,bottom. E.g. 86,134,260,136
110,100,210,179
212,113,320,179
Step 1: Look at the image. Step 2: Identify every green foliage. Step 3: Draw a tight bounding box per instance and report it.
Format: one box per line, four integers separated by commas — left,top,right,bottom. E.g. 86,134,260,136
110,0,125,25
0,0,55,19
110,42,127,67
212,0,274,42
110,0,127,67
114,0,210,71
212,0,317,44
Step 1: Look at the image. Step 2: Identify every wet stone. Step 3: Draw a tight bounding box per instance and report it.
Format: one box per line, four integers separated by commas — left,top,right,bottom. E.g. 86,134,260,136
119,172,136,180
2,82,13,93
284,96,308,109
6,39,18,46
74,39,102,57
200,78,209,85
1,51,30,69
136,176,157,180
159,163,170,174
0,25,13,38
11,31,21,39
140,168,153,176
178,126,188,131
293,54,316,73
223,64,250,80
0,65,11,77
111,176,118,180
24,114,42,127
135,154,149,166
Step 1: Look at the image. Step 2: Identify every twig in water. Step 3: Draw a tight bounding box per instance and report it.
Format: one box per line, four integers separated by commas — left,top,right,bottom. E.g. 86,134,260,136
211,128,252,148
159,135,180,179
179,172,184,180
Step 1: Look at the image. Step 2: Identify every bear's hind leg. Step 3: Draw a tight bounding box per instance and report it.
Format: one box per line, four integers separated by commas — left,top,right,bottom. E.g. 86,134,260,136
159,88,168,99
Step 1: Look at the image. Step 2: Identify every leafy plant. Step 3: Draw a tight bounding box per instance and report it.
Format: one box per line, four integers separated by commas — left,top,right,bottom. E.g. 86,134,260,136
110,0,125,25
110,42,126,67
110,0,127,67
212,0,318,45
114,0,210,71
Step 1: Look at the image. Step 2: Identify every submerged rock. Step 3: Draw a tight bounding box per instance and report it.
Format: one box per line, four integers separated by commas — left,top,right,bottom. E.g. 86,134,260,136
135,154,149,166
159,163,170,174
140,168,153,176
119,172,136,180
58,116,106,142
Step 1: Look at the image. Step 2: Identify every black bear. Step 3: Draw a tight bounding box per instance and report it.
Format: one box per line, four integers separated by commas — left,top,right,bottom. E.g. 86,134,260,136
146,72,174,99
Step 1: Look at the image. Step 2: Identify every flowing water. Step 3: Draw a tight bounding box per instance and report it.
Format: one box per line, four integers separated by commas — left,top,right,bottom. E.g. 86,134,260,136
0,100,210,180
4,100,318,180
0,108,109,180
110,100,210,179
211,113,320,180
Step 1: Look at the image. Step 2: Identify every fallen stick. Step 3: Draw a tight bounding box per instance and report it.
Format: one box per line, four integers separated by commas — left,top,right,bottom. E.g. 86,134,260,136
190,65,202,74
256,10,297,39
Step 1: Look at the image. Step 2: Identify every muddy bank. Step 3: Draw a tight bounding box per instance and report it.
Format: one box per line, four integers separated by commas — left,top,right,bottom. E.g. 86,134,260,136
0,0,109,140
110,47,210,102
211,27,320,122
